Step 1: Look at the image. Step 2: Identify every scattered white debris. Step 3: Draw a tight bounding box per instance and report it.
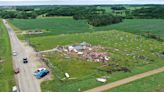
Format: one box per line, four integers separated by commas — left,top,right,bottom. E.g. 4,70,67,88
65,73,70,78
63,49,68,52
0,60,4,63
96,78,107,83
88,48,92,51
104,56,109,61
55,42,110,62
68,46,74,51
73,49,78,53
77,52,83,55
115,49,119,51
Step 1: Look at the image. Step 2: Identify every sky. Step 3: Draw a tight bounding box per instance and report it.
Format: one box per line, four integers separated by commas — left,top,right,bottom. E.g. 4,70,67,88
0,0,164,6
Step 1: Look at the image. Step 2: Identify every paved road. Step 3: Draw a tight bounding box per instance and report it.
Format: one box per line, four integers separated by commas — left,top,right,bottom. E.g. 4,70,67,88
3,20,42,92
85,67,164,92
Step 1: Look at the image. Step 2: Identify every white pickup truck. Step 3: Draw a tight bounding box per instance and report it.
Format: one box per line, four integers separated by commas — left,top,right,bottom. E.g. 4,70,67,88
12,86,19,92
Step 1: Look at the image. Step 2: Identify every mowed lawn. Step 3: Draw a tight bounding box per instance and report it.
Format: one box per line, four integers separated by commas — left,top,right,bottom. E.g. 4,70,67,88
29,30,164,92
0,20,14,92
104,72,164,92
10,17,164,37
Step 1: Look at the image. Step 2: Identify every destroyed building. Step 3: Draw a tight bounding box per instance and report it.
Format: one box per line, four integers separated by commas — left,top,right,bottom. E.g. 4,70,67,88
56,42,110,62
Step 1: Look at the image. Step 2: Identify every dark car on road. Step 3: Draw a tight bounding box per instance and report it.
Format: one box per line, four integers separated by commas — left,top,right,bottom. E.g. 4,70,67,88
14,68,20,74
23,58,28,63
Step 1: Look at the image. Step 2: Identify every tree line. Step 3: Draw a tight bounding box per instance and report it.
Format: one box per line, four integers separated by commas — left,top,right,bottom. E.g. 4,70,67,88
131,6,164,19
0,10,37,19
73,13,123,27
0,6,104,19
0,6,123,26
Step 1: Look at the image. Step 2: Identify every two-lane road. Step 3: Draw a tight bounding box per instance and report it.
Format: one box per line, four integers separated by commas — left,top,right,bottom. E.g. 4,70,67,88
3,20,42,92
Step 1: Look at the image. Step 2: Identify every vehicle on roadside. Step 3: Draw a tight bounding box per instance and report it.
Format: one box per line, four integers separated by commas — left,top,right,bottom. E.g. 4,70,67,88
23,58,28,63
35,69,49,79
12,51,17,56
33,67,46,76
12,86,19,92
14,68,20,74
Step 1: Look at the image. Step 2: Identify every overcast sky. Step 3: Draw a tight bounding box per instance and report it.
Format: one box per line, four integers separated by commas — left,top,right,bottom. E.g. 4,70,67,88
0,0,164,6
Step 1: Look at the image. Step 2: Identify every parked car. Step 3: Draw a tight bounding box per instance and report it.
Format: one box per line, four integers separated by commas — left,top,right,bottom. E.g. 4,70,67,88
12,86,19,92
14,68,20,74
33,67,46,76
12,51,17,56
35,69,49,79
23,58,28,63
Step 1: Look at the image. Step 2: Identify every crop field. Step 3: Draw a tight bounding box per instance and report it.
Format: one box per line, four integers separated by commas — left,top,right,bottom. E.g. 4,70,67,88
10,17,164,38
95,19,164,37
28,30,164,92
105,72,164,92
9,17,92,36
0,20,14,92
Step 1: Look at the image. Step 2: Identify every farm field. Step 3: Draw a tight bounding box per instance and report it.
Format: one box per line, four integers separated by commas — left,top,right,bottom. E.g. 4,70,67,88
28,30,164,92
104,72,164,92
9,17,92,36
0,20,14,92
10,17,164,38
95,19,164,37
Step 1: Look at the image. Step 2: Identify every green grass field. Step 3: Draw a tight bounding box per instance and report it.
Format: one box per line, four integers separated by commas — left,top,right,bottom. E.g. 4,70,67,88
95,19,164,37
9,17,164,92
104,72,164,92
0,20,14,92
10,18,164,38
29,30,163,92
9,17,92,36
41,61,164,92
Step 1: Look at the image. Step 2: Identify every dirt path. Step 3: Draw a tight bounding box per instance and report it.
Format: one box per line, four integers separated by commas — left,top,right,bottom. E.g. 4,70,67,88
3,19,49,92
84,67,164,92
38,48,58,54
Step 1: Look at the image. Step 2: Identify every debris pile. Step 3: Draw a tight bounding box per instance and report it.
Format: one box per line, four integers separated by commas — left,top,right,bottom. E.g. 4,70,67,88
0,58,4,63
96,78,107,83
56,42,110,63
21,30,46,35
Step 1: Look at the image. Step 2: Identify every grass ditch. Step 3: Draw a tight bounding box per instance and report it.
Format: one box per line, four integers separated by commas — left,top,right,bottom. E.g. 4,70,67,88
0,20,14,92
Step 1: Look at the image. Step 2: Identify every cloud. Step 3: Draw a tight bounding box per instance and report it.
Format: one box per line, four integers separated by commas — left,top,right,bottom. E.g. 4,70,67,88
0,0,46,2
0,0,164,6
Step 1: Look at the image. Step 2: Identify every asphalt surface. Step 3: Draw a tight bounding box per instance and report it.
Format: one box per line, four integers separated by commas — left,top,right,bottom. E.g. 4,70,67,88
3,20,42,92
